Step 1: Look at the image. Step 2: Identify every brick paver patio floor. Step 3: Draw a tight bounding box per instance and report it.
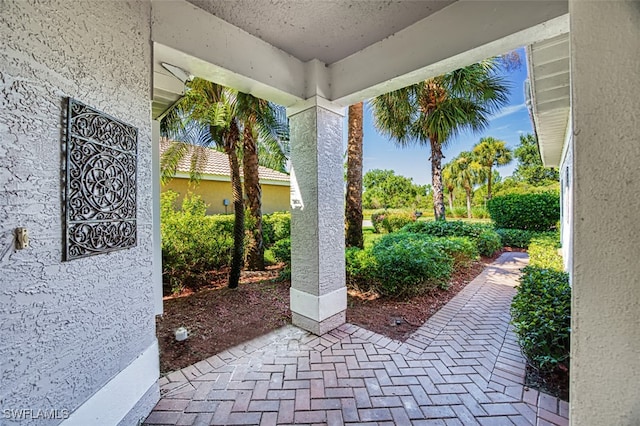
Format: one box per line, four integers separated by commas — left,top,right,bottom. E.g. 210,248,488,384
145,252,569,426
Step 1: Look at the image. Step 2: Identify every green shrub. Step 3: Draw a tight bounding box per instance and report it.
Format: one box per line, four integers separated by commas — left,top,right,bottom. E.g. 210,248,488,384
495,228,537,248
382,211,417,233
161,191,233,294
471,207,490,219
511,266,571,372
371,210,417,233
451,206,468,218
425,236,479,268
476,230,502,257
400,220,499,256
271,237,291,266
487,192,560,231
370,233,454,297
345,247,378,292
262,212,291,246
370,210,386,234
528,233,563,271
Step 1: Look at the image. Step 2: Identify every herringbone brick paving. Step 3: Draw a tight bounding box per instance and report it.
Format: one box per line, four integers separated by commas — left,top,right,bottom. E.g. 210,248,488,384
145,252,569,426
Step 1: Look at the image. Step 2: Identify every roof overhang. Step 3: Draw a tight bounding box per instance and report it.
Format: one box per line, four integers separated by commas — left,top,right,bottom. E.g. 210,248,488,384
151,0,570,119
171,171,290,186
526,33,571,167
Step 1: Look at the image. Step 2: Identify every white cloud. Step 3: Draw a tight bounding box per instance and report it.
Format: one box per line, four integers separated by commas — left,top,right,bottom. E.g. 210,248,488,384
491,103,527,120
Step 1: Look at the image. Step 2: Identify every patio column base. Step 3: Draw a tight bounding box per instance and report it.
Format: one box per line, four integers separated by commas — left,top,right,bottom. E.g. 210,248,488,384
292,311,346,336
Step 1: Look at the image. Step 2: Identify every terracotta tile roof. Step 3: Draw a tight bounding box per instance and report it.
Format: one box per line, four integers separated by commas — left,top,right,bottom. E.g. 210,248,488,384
160,139,290,183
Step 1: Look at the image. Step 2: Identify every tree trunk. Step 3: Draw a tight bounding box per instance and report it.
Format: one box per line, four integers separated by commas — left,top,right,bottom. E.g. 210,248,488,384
448,191,454,211
226,137,244,289
345,102,364,249
431,139,446,221
487,164,493,199
242,126,265,270
466,187,472,218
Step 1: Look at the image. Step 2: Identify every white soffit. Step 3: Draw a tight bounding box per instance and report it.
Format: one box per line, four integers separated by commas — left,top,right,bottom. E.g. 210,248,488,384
527,33,571,168
152,0,569,117
185,0,455,64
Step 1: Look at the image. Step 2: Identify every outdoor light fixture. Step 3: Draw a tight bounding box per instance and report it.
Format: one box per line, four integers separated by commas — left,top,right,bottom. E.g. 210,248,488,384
161,62,192,84
174,327,189,342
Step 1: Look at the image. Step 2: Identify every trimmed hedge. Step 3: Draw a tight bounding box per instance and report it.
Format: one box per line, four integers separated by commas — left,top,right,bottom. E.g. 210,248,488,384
371,233,454,297
345,247,378,292
487,192,560,231
161,192,233,294
161,192,292,293
400,220,501,256
511,266,570,372
263,212,291,247
346,233,481,297
528,233,563,271
371,210,417,233
426,236,479,268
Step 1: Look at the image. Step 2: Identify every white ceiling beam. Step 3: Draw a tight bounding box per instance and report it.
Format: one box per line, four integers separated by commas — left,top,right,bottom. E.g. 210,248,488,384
329,1,569,106
151,0,307,106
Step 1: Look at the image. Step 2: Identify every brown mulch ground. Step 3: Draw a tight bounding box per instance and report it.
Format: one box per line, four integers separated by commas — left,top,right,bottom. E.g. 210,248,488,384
157,254,500,374
525,364,569,402
157,265,291,374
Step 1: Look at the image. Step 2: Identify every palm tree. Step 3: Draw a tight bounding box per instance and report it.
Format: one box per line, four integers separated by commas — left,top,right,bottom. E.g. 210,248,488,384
442,162,456,212
160,78,244,289
236,93,289,270
371,60,509,220
451,151,483,218
345,102,364,249
473,136,513,199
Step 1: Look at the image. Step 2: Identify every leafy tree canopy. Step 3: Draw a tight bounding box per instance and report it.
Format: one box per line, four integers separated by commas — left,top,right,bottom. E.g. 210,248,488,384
513,134,560,185
363,169,428,209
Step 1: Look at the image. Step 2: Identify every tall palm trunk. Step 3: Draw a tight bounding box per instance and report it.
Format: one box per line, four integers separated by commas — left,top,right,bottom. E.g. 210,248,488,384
243,126,265,270
345,102,364,249
225,130,244,289
448,191,454,211
430,139,446,221
487,164,493,199
465,187,472,218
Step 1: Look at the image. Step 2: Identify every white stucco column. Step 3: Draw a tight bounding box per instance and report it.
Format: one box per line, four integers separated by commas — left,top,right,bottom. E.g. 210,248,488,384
569,1,640,424
152,120,163,316
287,97,346,335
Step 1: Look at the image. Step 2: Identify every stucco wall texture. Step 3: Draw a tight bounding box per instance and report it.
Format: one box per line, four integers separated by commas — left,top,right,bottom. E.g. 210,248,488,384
163,178,291,215
0,1,155,424
570,1,640,424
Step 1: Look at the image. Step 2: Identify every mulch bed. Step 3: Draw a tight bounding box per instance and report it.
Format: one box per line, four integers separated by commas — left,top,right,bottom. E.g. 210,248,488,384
525,364,570,402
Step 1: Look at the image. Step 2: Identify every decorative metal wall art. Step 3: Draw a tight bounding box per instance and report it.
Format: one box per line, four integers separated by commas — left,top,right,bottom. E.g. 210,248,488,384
64,99,137,260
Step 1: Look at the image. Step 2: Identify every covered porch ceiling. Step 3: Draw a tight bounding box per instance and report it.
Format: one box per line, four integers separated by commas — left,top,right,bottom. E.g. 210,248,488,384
527,33,571,167
152,0,570,119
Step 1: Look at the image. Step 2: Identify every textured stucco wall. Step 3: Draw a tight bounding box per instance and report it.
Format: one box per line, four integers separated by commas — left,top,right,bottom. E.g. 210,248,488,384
163,178,290,215
0,1,156,424
570,1,640,424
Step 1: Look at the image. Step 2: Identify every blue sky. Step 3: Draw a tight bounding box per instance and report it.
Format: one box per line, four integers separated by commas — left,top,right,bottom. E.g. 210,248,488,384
345,48,533,186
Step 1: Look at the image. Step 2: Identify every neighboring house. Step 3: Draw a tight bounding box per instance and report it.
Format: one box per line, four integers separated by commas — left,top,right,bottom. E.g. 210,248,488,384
160,140,290,214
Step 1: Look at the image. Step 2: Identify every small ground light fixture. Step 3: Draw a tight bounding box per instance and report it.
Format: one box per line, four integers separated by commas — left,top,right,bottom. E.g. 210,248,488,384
174,327,189,341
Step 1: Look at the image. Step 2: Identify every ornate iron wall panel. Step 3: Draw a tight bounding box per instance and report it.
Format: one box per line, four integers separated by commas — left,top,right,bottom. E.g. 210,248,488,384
65,99,137,260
